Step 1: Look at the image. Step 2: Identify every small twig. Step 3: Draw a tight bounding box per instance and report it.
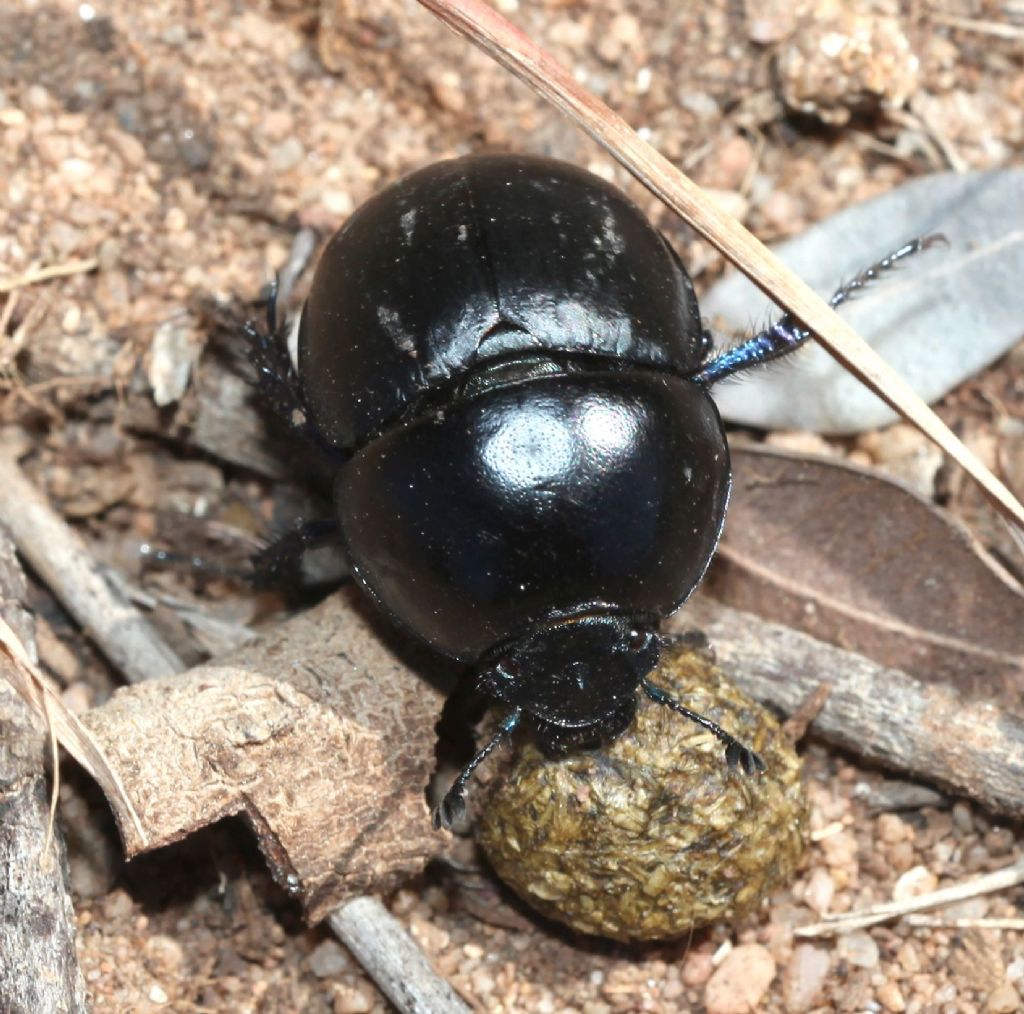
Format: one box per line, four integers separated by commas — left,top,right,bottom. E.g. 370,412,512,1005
417,0,1024,531
0,287,19,336
22,375,111,394
809,822,845,843
794,858,1024,937
0,257,99,294
41,688,61,862
682,599,1024,818
888,107,968,174
927,12,1024,40
0,448,184,682
330,898,471,1014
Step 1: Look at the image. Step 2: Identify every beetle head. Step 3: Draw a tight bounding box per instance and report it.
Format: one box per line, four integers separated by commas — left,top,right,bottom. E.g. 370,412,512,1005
477,614,661,751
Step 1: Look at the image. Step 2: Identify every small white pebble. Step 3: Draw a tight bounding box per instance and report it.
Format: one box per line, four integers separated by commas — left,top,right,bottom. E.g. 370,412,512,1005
164,206,188,232
321,189,354,217
836,931,879,969
892,865,938,902
61,158,94,182
61,304,82,334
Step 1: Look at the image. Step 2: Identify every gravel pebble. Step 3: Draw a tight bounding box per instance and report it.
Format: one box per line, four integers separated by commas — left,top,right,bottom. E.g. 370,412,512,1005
986,983,1022,1013
782,944,830,1013
877,980,906,1012
308,939,351,978
681,948,715,987
803,867,835,915
332,984,373,1014
837,931,880,969
892,865,939,902
704,944,776,1014
142,936,184,979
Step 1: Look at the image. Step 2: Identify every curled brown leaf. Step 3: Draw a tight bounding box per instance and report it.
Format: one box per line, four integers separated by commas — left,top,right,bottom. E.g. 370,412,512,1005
706,447,1024,711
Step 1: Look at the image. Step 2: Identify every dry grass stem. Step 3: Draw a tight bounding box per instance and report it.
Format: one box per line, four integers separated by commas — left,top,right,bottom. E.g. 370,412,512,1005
0,257,98,294
795,857,1024,937
927,13,1024,40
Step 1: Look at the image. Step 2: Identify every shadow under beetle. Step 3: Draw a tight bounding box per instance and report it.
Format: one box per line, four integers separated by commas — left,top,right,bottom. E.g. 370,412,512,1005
245,153,940,829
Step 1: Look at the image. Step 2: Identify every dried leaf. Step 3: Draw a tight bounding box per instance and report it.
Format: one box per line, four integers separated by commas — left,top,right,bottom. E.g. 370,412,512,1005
704,169,1024,434
80,588,447,922
704,447,1024,710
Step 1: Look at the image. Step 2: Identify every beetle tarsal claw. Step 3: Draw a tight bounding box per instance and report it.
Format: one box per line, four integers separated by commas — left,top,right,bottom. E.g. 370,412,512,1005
726,741,767,776
433,789,466,831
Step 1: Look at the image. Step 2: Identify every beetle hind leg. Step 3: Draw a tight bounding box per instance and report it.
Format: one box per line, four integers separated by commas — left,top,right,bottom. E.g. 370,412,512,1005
693,234,947,386
642,678,766,775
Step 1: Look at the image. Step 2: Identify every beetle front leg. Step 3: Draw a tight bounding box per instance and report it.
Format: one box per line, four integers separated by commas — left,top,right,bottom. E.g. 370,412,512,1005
434,709,522,830
244,279,301,419
693,234,946,387
243,283,345,462
642,678,766,776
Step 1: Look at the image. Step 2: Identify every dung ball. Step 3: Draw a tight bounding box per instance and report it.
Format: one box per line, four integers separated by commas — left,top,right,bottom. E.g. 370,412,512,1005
473,637,807,941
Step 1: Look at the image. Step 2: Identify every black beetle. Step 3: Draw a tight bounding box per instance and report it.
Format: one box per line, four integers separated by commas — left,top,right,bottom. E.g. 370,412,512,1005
246,152,938,828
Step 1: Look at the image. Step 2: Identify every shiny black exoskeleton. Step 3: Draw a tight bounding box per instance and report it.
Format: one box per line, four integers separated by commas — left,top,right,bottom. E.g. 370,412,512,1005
246,153,939,828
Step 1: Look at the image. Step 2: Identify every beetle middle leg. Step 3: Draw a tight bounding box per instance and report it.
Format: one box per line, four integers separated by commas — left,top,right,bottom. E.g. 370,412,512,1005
641,678,766,775
693,234,947,386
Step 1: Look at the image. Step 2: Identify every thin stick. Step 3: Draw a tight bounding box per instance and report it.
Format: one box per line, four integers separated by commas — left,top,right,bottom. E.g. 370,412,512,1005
416,0,1024,530
904,916,1024,931
330,898,471,1014
0,449,184,682
794,858,1024,937
928,13,1024,40
681,599,1024,819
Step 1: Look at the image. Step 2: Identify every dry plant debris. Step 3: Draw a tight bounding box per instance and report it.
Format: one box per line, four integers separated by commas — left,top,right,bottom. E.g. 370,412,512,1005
0,535,87,1013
